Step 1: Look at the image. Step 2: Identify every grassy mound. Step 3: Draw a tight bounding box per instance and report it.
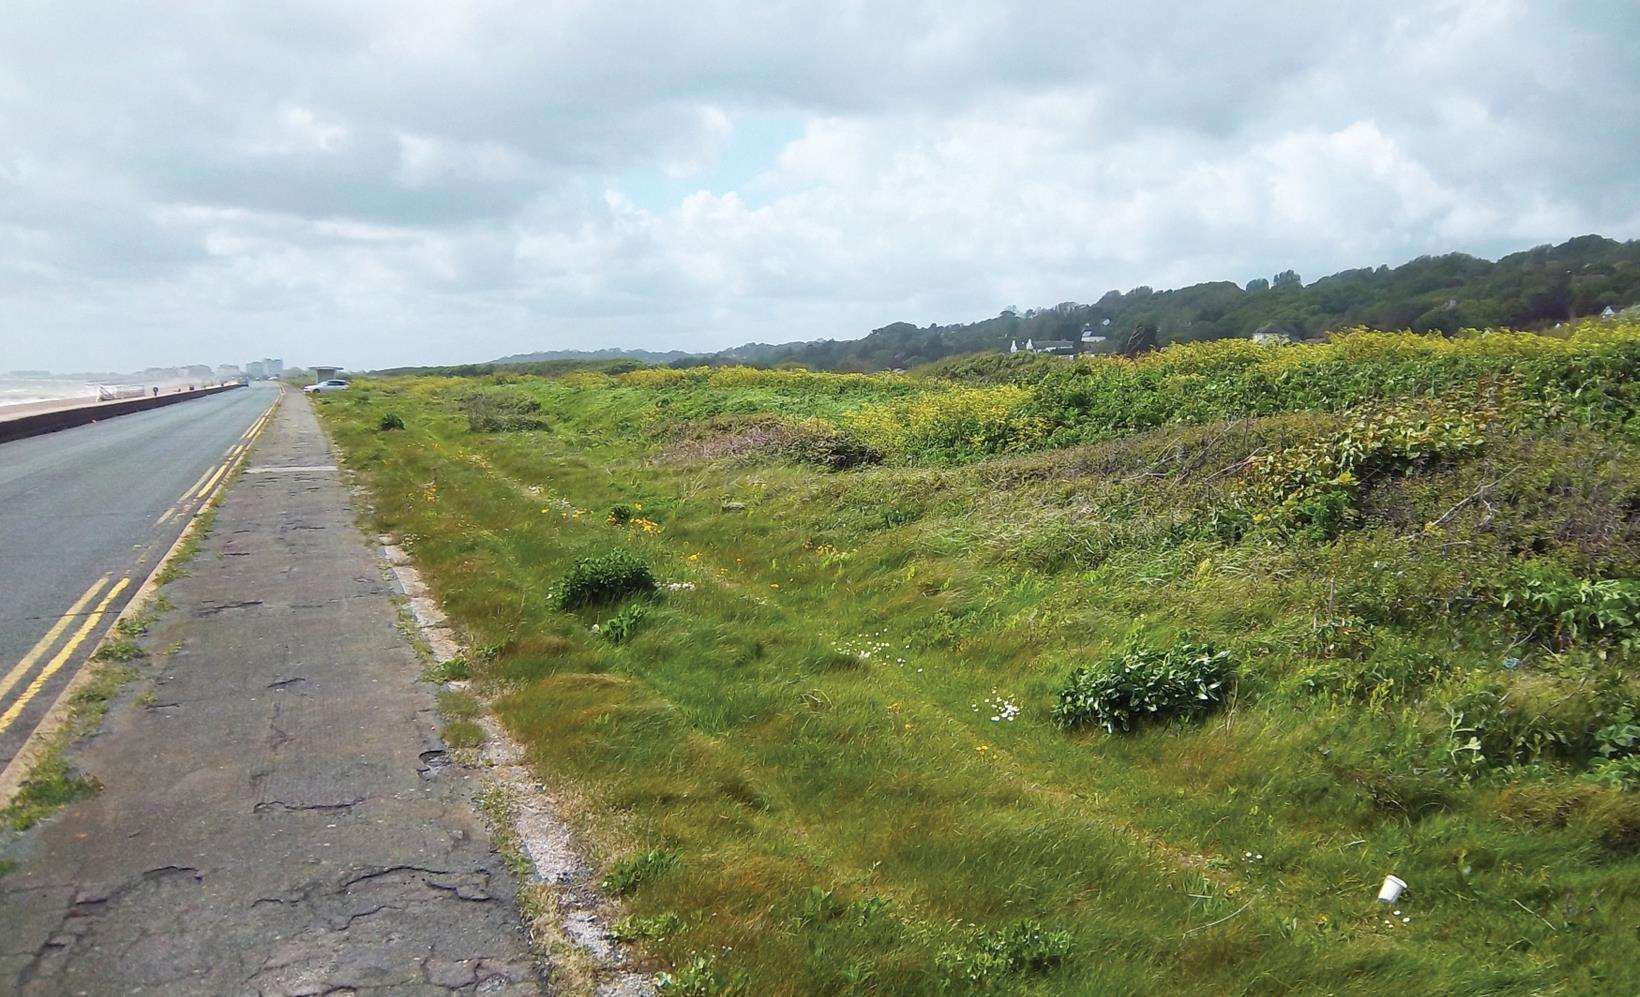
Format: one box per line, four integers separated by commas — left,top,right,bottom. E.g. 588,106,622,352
316,321,1640,993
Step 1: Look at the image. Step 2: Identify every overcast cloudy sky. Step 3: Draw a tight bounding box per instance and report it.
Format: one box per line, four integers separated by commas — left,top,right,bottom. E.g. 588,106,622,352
2,2,1637,372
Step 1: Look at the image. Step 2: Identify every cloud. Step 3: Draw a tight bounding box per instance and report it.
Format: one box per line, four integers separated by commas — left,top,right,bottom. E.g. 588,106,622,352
0,1,1636,370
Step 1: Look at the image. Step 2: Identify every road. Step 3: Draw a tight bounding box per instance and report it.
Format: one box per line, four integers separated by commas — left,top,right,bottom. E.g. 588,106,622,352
0,382,278,771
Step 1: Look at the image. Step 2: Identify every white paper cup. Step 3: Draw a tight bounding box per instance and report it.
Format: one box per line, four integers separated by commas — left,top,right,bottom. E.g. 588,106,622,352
1377,875,1407,904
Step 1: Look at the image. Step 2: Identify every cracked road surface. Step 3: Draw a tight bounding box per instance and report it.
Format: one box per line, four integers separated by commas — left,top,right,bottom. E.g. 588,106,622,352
0,397,541,994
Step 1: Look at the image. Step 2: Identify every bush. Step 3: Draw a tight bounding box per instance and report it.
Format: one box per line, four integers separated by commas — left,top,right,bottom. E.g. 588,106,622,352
556,549,656,610
461,388,550,432
935,920,1072,989
783,421,883,470
846,384,1048,463
608,503,635,525
1492,564,1640,651
377,412,406,431
1231,401,1488,537
1053,642,1232,733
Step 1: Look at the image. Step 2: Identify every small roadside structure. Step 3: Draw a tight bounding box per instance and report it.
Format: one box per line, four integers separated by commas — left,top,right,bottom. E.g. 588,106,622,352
311,365,342,383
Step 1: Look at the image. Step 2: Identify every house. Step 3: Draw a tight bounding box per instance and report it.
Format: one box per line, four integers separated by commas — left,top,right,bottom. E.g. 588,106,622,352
1078,325,1112,349
1603,305,1618,319
1251,323,1295,346
1007,336,1087,357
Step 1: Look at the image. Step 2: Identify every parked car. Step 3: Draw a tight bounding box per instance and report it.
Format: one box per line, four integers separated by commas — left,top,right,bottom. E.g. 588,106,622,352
304,379,350,393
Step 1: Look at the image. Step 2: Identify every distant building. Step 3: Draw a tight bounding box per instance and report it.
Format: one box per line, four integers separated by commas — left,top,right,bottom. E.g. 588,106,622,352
1032,340,1076,356
245,360,265,379
1251,323,1296,346
1078,325,1113,351
1603,305,1618,319
263,357,284,378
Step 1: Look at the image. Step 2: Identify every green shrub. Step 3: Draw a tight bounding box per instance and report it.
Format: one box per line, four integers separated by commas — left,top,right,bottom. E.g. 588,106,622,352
556,549,657,610
461,388,550,432
1436,675,1634,777
600,603,647,644
608,502,635,525
1232,402,1488,537
1587,756,1640,789
612,911,686,942
783,421,883,470
603,847,678,895
377,412,406,431
1586,708,1640,788
935,920,1072,989
656,953,735,995
1054,642,1232,733
1492,564,1640,650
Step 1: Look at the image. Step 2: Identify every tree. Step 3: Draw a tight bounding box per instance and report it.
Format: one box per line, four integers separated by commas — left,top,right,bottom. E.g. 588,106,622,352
1120,323,1159,358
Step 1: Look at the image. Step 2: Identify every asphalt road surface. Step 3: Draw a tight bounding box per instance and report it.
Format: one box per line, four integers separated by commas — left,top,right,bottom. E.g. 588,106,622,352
0,382,278,770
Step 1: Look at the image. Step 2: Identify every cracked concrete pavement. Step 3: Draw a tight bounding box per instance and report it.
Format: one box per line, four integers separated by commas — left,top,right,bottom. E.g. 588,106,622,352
0,396,542,995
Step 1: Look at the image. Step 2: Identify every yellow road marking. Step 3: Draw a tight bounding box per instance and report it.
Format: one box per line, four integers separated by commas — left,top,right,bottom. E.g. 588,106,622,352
155,506,177,527
199,461,230,498
0,578,130,733
179,465,216,502
0,578,109,706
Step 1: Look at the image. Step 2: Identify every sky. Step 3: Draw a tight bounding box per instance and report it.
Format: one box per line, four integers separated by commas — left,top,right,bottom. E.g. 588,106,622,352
2,1,1638,373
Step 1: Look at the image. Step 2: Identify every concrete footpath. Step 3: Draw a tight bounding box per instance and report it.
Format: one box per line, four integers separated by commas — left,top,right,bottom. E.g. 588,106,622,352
0,397,541,994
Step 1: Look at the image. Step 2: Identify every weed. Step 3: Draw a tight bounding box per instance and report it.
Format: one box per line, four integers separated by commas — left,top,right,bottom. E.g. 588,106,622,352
1054,642,1232,733
656,953,738,995
461,388,550,432
602,848,678,895
601,602,647,644
1492,564,1640,651
92,634,145,662
1,755,100,831
377,412,406,431
556,549,657,610
422,655,472,683
935,920,1072,989
441,718,485,751
612,911,686,942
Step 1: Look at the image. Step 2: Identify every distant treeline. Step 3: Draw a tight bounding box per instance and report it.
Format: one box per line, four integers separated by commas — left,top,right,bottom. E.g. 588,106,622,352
370,358,651,379
376,234,1639,378
706,235,1640,372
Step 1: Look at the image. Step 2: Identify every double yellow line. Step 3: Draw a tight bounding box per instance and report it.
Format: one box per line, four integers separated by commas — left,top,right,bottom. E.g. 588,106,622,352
152,397,280,527
0,576,131,734
1,393,281,736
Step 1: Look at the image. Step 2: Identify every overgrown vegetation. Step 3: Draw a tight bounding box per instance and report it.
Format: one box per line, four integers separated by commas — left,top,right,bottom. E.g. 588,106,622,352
1053,642,1231,733
555,549,657,610
317,319,1640,993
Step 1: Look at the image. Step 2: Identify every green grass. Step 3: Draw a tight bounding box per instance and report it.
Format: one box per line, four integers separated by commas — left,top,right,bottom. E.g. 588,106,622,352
315,324,1640,994
1,754,101,832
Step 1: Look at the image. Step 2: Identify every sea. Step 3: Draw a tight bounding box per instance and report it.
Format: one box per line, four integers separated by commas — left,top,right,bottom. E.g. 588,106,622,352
0,376,98,408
